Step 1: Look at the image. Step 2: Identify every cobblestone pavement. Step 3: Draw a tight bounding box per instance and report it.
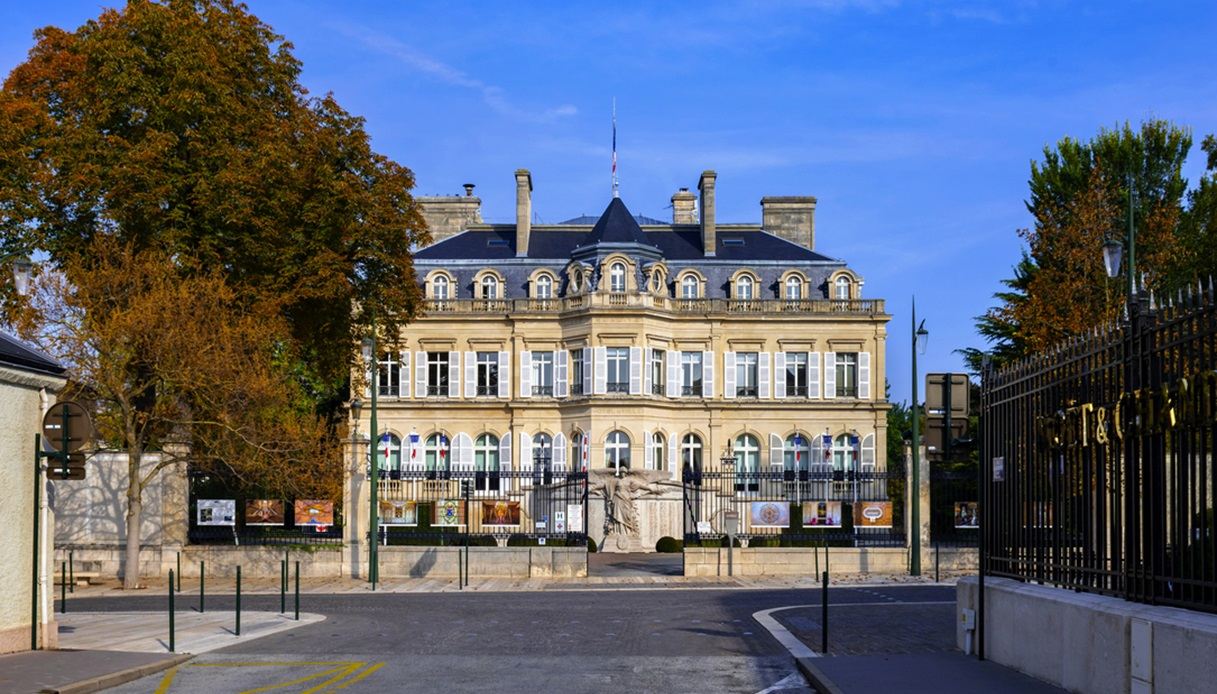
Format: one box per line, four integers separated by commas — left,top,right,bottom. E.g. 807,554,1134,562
777,600,956,656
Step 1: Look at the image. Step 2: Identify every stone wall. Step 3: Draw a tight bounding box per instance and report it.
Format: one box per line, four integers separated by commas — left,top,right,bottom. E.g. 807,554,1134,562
587,492,683,553
684,546,914,577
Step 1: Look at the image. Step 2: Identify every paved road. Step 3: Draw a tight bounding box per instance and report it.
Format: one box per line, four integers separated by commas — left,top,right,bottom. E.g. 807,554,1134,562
77,585,955,693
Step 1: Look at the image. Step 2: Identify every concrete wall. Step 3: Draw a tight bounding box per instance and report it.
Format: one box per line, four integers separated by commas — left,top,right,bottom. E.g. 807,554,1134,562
378,546,586,579
958,576,1217,694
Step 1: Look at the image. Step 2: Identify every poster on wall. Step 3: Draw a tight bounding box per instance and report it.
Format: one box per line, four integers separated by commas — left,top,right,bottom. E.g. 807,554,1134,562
294,500,334,527
567,504,584,533
853,501,894,528
244,499,284,526
482,500,522,526
433,499,465,527
954,502,979,529
749,501,791,528
197,499,236,526
801,501,844,528
379,500,418,526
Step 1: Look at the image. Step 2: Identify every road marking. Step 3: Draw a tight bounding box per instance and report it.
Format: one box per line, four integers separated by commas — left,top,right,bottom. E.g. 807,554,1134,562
153,667,178,694
301,662,367,694
752,601,957,659
236,665,357,694
329,662,385,691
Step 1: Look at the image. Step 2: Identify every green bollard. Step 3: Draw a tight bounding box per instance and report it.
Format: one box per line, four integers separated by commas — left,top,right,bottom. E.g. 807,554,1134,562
235,566,241,636
280,559,286,614
168,569,175,653
69,551,74,594
821,570,829,654
199,561,205,613
176,552,181,592
294,561,300,621
60,561,66,613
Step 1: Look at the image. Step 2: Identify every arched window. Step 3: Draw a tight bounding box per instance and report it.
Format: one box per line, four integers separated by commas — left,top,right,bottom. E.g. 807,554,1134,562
609,262,626,293
736,275,754,300
734,433,760,491
784,433,810,473
832,434,856,471
535,275,553,299
681,434,703,480
424,433,450,477
481,275,499,299
571,431,589,471
834,276,851,300
681,275,699,299
432,275,450,300
785,276,802,300
605,430,630,472
376,433,402,476
649,432,666,471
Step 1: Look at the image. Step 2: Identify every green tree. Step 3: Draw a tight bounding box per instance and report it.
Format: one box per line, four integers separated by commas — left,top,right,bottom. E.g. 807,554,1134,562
1177,135,1217,284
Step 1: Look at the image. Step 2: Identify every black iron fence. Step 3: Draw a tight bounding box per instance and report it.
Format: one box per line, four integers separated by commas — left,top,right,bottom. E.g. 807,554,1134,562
682,463,906,547
376,469,588,547
981,289,1217,613
931,463,980,547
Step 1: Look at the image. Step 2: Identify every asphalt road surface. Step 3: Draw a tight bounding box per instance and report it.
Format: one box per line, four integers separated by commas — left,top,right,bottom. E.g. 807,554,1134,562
81,585,956,693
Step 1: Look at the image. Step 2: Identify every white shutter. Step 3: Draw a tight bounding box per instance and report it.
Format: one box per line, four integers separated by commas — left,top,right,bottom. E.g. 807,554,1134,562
594,347,607,395
723,351,737,400
862,433,876,469
520,350,532,398
702,351,714,398
447,351,460,398
809,352,821,399
464,351,476,398
666,350,679,397
773,352,786,399
769,433,784,468
415,351,427,397
824,352,837,399
520,432,534,487
400,351,411,398
668,433,678,480
759,352,771,399
556,350,569,397
643,349,652,395
643,429,654,469
554,432,567,471
406,433,421,471
629,347,642,395
455,433,473,471
582,348,592,395
859,352,871,400
499,434,513,490
498,351,510,398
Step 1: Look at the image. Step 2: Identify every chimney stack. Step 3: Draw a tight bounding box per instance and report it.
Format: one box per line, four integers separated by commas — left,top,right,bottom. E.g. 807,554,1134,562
760,196,817,250
671,188,697,224
698,171,717,256
416,186,482,247
463,183,476,197
515,169,532,257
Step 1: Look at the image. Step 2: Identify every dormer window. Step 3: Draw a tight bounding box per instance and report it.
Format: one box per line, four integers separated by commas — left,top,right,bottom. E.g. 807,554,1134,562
433,275,450,300
681,275,698,299
535,275,553,299
834,276,851,300
736,275,754,300
481,275,499,299
609,262,626,293
785,276,802,300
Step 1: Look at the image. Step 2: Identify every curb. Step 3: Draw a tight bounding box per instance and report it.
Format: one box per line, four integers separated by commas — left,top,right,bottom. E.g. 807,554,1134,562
40,654,193,694
795,657,845,694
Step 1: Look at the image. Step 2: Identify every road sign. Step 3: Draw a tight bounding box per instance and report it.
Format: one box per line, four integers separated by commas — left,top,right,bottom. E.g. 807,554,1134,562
41,401,92,454
47,453,86,480
925,373,969,418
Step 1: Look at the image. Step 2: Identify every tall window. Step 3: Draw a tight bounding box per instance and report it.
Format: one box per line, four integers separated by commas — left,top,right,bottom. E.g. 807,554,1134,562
432,275,450,300
572,431,588,470
476,352,498,395
533,433,553,484
836,353,858,398
650,348,665,395
681,434,703,481
785,352,808,397
378,353,400,396
784,433,810,473
681,351,703,396
532,351,554,396
785,276,802,300
736,275,754,300
609,262,626,293
681,275,698,299
481,275,499,299
426,352,449,396
605,430,630,472
474,433,500,492
535,275,553,299
606,347,629,393
424,433,450,477
834,276,851,300
734,434,760,492
832,434,855,472
649,432,666,471
571,351,585,395
376,433,402,476
736,352,758,397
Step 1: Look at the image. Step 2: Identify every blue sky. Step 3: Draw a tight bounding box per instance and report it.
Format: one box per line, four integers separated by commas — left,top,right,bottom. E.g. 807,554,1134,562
3,1,1215,405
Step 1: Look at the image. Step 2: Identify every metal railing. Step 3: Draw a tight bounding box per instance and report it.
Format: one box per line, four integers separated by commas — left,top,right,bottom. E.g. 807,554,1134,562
423,295,885,317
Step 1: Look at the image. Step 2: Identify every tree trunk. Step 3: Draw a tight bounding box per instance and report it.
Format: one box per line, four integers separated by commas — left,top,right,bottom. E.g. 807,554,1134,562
123,447,143,589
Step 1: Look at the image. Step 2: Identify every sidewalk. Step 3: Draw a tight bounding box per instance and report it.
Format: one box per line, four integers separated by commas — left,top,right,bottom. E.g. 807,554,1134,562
796,652,1066,693
0,650,189,694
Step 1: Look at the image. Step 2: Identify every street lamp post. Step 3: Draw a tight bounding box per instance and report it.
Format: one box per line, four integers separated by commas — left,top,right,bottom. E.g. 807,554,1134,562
910,300,929,576
361,333,379,590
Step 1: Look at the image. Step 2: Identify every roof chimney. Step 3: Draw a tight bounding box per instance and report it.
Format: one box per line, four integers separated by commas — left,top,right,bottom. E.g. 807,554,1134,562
671,187,697,224
698,171,717,256
463,183,476,197
760,196,817,249
515,169,532,257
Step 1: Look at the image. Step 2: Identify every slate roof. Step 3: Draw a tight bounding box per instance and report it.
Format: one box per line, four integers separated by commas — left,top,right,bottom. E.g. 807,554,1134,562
585,198,655,247
0,331,66,377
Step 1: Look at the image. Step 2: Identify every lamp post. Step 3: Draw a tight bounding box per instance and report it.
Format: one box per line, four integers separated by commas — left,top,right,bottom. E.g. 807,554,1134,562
6,254,33,295
1101,172,1137,299
361,334,379,590
910,299,928,576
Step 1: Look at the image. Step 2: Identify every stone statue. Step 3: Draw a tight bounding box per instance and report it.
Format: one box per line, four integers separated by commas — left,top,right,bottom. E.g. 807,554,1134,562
588,468,680,550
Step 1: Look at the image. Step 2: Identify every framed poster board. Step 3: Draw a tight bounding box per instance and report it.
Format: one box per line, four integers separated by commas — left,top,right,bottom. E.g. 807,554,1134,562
481,500,521,527
801,501,844,528
294,500,334,527
853,501,893,528
245,499,284,526
379,500,418,526
750,501,790,528
197,499,236,526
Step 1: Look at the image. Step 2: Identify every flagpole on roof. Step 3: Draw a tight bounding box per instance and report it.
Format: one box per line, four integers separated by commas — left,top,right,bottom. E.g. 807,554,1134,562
612,97,619,199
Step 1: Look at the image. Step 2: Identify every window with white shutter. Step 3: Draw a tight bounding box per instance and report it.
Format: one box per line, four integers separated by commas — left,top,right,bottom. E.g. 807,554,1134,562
499,435,512,491
556,349,569,397
861,433,876,470
415,351,426,398
447,351,460,398
723,352,737,399
773,352,785,399
702,350,715,398
824,352,837,399
554,432,568,471
666,350,679,397
400,351,411,398
643,429,653,469
809,352,821,399
454,432,474,471
769,433,784,468
594,347,608,394
519,350,532,398
758,352,771,399
859,352,871,400
519,432,533,487
667,433,678,480
464,351,476,398
497,351,510,398
629,347,642,395
582,347,593,395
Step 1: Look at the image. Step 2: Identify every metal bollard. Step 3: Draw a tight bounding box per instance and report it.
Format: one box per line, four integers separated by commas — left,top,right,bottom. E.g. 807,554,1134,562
60,561,66,613
235,566,241,636
280,559,286,613
458,548,463,590
176,551,181,592
294,561,300,621
821,570,829,654
168,569,175,653
935,541,940,583
69,551,74,594
199,561,205,613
